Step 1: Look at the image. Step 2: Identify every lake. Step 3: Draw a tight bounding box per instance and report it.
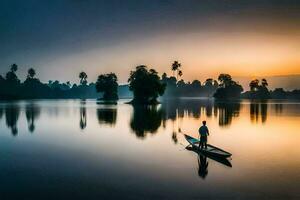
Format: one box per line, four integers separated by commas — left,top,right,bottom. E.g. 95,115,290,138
0,99,299,199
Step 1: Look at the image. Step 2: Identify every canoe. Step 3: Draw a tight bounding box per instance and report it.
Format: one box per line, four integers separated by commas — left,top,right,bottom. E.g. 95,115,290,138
184,134,232,158
185,146,232,167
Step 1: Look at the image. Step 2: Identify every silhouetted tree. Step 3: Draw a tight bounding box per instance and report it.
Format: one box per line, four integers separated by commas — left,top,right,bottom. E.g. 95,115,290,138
204,78,213,87
128,65,166,104
218,74,232,87
191,80,201,95
96,73,119,101
191,80,201,88
161,73,177,96
79,71,88,85
213,80,219,88
66,81,71,88
214,74,243,99
5,63,20,83
248,78,270,99
271,88,287,99
203,78,218,97
10,63,18,72
1,64,21,99
27,68,36,79
261,78,268,87
249,79,259,91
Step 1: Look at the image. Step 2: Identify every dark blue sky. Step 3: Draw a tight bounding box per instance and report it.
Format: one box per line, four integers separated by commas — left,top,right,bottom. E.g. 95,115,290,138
1,0,299,83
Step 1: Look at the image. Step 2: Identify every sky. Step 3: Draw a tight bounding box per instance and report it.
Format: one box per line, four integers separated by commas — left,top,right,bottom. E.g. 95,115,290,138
0,0,300,84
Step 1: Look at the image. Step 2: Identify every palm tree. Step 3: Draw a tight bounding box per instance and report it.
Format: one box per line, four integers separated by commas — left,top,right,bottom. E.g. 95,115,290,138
79,71,88,85
178,70,183,77
171,61,182,80
27,68,36,79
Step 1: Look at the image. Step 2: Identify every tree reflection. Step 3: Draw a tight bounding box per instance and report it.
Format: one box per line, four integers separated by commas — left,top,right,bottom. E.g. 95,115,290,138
215,101,241,127
160,99,241,134
250,102,259,123
5,104,20,136
25,103,40,133
0,106,3,120
130,105,163,139
97,108,117,126
79,100,87,130
161,99,214,121
274,104,283,115
261,102,268,123
250,101,268,124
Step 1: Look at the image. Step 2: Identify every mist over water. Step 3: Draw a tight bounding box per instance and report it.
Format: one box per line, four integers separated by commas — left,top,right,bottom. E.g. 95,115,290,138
0,99,299,199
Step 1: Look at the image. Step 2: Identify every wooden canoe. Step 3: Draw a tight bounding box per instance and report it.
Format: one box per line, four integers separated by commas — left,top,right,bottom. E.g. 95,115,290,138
184,134,232,158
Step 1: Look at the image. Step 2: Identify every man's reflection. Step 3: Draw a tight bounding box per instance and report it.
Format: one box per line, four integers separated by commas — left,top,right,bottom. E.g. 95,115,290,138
198,154,208,179
186,146,232,180
172,131,178,144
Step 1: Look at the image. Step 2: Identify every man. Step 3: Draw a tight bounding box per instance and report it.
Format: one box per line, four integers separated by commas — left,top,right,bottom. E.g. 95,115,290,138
198,120,209,149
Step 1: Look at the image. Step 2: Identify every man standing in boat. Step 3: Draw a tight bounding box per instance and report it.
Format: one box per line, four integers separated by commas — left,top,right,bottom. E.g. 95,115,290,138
199,120,209,149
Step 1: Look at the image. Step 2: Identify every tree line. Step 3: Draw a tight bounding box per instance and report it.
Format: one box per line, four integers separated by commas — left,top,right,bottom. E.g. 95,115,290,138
0,62,299,103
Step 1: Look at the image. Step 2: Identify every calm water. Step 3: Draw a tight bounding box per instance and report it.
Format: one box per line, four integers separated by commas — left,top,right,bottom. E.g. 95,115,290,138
0,99,300,199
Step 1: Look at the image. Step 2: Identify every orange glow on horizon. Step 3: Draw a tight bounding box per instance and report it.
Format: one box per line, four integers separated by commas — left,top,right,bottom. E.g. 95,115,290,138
44,30,300,83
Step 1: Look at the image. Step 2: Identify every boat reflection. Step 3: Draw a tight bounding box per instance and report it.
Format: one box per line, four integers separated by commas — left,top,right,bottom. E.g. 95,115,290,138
186,146,232,179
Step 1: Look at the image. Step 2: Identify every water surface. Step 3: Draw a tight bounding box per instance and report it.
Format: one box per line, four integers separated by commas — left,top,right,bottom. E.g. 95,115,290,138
0,99,299,199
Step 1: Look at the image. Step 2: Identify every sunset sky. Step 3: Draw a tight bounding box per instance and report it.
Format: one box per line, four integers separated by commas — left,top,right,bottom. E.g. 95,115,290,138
0,0,299,84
